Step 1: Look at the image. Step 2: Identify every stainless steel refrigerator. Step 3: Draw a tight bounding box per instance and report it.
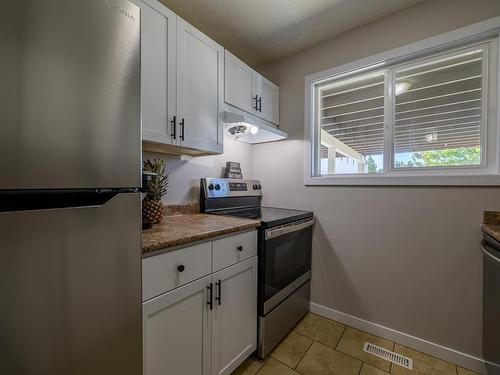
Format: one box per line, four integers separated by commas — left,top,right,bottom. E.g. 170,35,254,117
0,1,142,374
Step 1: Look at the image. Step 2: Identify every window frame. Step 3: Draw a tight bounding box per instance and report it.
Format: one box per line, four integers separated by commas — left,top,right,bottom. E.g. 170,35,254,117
304,17,500,186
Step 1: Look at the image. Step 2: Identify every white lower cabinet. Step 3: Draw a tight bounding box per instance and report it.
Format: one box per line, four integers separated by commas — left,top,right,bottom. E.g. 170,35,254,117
212,257,258,375
142,232,258,375
143,275,212,375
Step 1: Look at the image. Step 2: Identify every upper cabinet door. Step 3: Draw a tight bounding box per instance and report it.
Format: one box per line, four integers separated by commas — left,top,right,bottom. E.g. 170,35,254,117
257,76,280,125
224,51,257,114
223,50,280,126
177,18,224,154
138,0,177,145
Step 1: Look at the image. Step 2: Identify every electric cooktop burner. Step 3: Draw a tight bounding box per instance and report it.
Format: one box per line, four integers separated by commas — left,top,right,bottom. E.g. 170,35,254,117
213,206,312,228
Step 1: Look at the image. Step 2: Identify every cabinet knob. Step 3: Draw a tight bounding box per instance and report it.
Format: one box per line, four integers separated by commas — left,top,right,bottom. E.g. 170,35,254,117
177,265,186,272
236,246,243,252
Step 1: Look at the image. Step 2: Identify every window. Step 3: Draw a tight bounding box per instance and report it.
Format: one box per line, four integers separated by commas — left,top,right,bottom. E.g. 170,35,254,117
392,48,485,170
306,21,500,185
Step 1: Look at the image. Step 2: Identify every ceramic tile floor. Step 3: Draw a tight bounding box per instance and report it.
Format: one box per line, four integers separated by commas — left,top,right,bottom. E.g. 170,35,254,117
232,313,480,375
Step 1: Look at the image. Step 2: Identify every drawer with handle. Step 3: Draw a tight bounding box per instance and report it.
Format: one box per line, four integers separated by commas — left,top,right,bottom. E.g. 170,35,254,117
212,230,257,272
142,241,212,301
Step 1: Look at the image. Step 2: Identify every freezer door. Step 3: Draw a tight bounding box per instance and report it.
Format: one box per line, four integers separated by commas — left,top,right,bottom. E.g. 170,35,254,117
0,0,141,189
0,193,142,375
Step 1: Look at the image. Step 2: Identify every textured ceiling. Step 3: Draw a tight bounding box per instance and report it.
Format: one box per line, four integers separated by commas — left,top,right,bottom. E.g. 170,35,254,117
159,0,426,66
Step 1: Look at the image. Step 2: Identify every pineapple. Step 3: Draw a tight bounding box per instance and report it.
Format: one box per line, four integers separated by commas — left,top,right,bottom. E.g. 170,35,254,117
142,199,165,225
143,158,168,225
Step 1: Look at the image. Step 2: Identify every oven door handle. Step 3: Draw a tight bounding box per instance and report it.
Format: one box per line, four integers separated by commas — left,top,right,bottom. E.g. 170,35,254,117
265,218,315,240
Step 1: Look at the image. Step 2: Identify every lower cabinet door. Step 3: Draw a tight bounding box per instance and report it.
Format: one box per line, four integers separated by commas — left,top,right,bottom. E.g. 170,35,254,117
212,257,258,375
143,275,212,375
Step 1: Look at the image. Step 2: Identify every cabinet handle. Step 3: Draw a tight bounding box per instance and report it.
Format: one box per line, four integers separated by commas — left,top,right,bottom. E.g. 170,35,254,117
180,118,185,141
236,246,243,252
170,116,177,139
258,97,262,112
215,280,222,306
176,264,185,272
207,283,213,310
253,95,259,111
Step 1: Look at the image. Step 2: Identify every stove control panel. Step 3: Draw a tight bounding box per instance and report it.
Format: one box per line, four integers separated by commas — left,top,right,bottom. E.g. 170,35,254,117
201,178,262,198
229,182,247,191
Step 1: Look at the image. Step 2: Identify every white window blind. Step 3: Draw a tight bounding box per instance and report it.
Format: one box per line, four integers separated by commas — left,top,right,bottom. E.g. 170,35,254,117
319,71,385,174
393,48,484,169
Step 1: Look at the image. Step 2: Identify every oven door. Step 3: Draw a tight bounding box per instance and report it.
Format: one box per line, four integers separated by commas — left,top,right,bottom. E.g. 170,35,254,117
259,218,314,315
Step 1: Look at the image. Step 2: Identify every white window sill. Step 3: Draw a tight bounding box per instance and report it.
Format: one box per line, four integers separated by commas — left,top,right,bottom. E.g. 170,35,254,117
304,174,500,186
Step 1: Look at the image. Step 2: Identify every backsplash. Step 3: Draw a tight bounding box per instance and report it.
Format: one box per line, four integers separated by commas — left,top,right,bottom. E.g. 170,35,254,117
143,138,253,204
164,202,199,216
484,211,500,225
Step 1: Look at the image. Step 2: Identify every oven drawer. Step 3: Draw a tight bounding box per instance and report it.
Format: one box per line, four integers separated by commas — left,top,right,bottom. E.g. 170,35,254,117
213,230,257,272
142,241,212,301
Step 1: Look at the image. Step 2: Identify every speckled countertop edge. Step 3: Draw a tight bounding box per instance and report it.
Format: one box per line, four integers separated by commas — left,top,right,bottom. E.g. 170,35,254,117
142,213,260,255
482,211,500,242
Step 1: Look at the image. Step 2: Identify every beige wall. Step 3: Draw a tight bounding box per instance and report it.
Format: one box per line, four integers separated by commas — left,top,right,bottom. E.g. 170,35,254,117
254,0,500,358
144,138,253,203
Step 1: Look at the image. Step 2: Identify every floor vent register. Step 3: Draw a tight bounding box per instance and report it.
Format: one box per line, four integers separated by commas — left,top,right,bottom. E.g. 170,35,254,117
363,342,413,370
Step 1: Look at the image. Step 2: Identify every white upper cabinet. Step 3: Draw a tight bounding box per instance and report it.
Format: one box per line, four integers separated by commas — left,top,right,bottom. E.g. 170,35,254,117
224,51,257,114
224,50,280,126
138,1,223,155
176,19,224,154
256,76,279,125
138,0,279,153
136,0,177,145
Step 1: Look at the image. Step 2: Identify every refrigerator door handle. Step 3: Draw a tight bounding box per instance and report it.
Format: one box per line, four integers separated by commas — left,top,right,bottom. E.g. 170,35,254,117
0,190,124,213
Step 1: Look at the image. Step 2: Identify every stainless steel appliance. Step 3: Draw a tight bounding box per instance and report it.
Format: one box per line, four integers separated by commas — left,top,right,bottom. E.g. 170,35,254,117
0,1,142,374
200,178,314,358
481,234,500,375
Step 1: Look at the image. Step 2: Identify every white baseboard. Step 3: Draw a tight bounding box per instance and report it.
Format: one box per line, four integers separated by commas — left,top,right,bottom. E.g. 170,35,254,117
310,302,487,374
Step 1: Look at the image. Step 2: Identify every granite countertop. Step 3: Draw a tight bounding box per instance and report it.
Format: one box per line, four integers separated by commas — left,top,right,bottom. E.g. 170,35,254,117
481,211,500,242
142,213,261,255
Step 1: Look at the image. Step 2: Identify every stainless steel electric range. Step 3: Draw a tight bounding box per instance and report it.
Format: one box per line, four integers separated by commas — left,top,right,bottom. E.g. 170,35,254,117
200,178,314,358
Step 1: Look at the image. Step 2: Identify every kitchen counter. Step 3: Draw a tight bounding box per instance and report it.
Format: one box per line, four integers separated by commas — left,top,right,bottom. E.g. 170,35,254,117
482,211,500,242
142,214,261,254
